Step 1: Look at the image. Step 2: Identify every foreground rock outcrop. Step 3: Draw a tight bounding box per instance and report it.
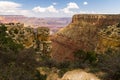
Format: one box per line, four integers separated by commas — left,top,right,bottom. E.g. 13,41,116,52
61,70,100,80
51,14,120,62
0,23,52,55
37,67,100,80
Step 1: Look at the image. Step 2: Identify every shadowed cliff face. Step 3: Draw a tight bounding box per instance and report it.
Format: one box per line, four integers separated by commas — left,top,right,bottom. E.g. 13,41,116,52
51,14,120,62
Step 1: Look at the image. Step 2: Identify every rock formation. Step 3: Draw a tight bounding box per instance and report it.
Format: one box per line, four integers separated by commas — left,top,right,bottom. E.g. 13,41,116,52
37,68,100,80
96,24,120,53
61,69,100,80
51,14,120,62
0,23,52,55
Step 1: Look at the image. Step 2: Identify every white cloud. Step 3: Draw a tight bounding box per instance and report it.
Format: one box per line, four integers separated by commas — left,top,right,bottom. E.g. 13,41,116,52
0,1,21,12
0,1,80,17
32,2,80,17
0,1,97,17
32,5,58,13
0,1,21,8
53,2,57,5
61,2,79,14
0,1,119,17
32,6,46,12
67,2,79,9
83,1,88,5
0,1,33,16
47,5,58,13
62,8,74,14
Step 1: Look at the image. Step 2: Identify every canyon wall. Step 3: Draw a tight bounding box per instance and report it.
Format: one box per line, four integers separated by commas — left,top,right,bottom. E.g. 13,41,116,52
72,14,120,27
96,24,120,53
51,14,120,62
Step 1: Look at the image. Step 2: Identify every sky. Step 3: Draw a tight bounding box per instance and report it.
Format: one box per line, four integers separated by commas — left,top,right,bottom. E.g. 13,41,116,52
0,0,120,17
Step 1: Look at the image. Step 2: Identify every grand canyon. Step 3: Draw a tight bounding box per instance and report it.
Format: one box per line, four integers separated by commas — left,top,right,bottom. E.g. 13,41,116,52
0,1,120,80
0,14,120,80
0,15,71,34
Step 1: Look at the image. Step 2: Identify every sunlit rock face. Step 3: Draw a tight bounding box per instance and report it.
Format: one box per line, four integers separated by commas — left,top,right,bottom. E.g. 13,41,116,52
72,14,120,28
36,27,51,54
61,70,100,80
51,14,120,62
96,24,120,53
0,23,51,55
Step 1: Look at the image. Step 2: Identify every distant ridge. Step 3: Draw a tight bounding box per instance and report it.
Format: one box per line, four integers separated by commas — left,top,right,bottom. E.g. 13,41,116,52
0,15,71,34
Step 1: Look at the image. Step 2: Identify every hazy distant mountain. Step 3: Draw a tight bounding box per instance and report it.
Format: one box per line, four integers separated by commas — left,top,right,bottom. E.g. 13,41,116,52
0,15,71,34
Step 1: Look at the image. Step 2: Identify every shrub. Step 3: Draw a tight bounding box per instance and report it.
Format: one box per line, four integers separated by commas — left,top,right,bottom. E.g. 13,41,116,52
74,50,97,64
0,48,42,80
34,70,47,80
97,49,120,80
0,24,23,52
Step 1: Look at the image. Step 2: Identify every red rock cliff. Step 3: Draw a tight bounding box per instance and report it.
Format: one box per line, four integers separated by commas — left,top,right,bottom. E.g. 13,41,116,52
51,14,120,62
72,14,120,27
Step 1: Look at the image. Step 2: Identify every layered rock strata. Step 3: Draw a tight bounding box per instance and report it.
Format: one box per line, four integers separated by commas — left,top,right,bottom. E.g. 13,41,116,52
51,14,120,62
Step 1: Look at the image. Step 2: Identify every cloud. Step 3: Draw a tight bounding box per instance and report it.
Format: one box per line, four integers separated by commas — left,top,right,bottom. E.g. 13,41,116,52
32,5,58,13
47,5,58,13
0,1,21,13
0,1,33,16
61,2,79,14
0,1,93,17
67,2,79,9
32,2,80,17
83,1,88,5
53,2,57,5
0,1,21,8
32,6,46,12
0,1,80,17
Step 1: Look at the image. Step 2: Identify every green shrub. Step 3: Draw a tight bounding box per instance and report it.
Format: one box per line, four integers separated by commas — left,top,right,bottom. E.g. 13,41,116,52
0,24,23,52
34,70,47,80
97,49,120,80
74,50,97,64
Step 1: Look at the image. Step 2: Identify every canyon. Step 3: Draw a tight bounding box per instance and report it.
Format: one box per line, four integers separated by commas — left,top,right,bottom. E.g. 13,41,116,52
0,15,71,34
1,14,119,62
51,14,120,62
0,14,120,80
